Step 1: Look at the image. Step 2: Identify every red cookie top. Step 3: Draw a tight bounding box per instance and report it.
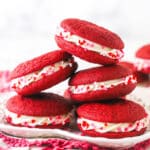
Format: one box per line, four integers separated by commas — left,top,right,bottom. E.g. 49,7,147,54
60,18,124,50
6,93,72,116
69,65,132,86
136,44,150,59
77,99,147,123
10,50,72,79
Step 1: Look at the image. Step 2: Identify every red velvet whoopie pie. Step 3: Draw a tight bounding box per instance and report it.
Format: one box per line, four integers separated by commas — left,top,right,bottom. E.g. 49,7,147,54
10,50,77,96
77,98,149,138
5,93,73,128
135,44,150,74
55,18,124,65
65,64,137,102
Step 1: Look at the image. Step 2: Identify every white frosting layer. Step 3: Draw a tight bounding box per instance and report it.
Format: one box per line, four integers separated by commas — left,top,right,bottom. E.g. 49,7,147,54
5,110,72,127
135,58,150,71
11,59,73,89
78,116,149,133
69,75,136,94
56,27,124,60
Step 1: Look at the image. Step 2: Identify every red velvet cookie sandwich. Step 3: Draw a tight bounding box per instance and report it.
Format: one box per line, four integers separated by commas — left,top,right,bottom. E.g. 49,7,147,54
65,64,137,102
77,99,149,138
135,44,150,74
55,18,124,65
10,50,77,95
120,61,149,83
5,93,73,128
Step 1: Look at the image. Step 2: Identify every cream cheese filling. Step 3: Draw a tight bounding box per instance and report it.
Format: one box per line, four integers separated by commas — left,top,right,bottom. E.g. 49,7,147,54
5,110,72,127
56,27,124,60
77,116,149,133
69,75,136,94
11,59,73,89
135,58,150,71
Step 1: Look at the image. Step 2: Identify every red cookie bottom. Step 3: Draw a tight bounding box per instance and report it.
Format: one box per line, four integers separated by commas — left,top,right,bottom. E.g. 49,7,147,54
14,63,77,96
55,36,119,65
78,124,146,138
66,82,136,102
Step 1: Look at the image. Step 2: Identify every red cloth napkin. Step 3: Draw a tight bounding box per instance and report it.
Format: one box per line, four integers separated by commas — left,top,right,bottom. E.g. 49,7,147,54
0,70,12,93
0,132,150,150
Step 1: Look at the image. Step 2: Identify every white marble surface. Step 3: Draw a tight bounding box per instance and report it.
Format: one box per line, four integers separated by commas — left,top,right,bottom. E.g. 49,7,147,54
0,0,150,70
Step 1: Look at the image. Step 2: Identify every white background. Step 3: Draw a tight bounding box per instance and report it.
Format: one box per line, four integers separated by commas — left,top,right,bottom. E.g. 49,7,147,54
0,0,150,70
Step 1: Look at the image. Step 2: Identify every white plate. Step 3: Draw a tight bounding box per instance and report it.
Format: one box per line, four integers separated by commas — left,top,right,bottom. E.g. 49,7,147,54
0,85,150,149
0,122,150,149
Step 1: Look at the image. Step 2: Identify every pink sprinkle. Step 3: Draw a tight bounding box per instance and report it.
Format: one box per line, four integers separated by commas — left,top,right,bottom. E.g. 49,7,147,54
101,46,105,49
100,85,104,88
108,52,116,58
24,122,28,127
104,123,108,126
125,127,128,132
137,122,140,126
117,127,122,132
6,116,12,123
141,122,145,128
33,76,36,80
91,123,96,128
128,123,133,128
86,86,90,90
43,122,48,126
31,119,36,123
41,73,46,78
60,32,62,37
56,115,61,119
18,81,21,85
17,114,21,118
35,72,39,75
89,43,94,47
82,121,89,129
78,39,86,45
110,84,115,88
49,117,52,121
100,127,103,130
12,83,16,89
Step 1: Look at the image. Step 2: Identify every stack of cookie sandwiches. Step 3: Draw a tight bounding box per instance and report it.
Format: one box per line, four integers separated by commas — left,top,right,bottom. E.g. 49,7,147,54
5,50,77,129
5,18,149,140
55,18,149,138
